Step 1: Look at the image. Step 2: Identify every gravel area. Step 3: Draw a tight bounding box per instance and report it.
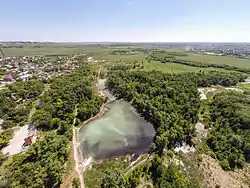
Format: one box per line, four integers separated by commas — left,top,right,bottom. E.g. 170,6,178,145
1,124,29,156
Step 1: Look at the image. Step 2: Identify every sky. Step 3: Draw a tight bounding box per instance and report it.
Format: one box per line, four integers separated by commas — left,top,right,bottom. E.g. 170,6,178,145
1,0,250,42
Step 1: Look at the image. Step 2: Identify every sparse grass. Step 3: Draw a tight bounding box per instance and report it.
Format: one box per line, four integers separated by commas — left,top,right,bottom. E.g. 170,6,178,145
61,141,77,188
178,152,203,188
137,180,153,188
235,83,250,92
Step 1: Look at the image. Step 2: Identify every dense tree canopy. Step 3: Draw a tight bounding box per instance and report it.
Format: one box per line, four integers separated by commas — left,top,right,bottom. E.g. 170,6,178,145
0,80,44,149
2,133,69,188
31,65,104,138
206,91,250,170
107,70,245,155
0,80,44,118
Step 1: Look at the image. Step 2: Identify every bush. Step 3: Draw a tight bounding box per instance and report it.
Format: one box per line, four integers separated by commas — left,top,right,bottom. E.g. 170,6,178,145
166,150,174,158
219,159,230,171
72,178,80,188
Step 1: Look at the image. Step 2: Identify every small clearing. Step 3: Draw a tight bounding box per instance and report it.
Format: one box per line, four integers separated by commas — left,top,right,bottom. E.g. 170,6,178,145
195,122,209,140
198,88,217,100
198,86,245,100
137,180,153,188
174,143,196,153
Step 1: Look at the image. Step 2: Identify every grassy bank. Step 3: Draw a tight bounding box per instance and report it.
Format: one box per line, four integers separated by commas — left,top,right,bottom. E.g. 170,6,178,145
84,157,130,188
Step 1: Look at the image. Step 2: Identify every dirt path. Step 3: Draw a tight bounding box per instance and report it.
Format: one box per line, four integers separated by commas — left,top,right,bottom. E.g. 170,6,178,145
72,106,85,188
124,156,152,176
71,65,113,188
73,128,85,188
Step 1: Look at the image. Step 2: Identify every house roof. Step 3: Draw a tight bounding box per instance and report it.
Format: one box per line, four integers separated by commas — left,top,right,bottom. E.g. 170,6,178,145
5,75,13,79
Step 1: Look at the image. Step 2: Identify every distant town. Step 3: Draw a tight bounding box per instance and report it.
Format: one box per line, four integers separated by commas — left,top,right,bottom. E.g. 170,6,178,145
188,43,250,59
0,54,88,90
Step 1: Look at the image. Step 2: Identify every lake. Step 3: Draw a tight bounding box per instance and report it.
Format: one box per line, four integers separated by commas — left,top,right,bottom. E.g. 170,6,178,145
78,100,155,160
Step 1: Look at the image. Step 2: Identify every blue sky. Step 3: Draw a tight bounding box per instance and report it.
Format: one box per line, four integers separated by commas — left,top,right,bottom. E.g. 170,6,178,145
1,0,250,42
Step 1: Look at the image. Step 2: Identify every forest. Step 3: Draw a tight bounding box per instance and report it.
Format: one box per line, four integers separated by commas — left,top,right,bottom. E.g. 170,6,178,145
0,65,104,187
31,65,103,138
107,70,245,154
0,80,44,119
2,133,68,188
206,91,250,170
104,69,247,187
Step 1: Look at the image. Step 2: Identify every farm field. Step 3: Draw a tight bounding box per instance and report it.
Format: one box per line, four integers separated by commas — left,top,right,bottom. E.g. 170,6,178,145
100,51,242,74
100,53,145,62
2,45,250,75
1,46,109,57
142,60,237,73
179,52,250,68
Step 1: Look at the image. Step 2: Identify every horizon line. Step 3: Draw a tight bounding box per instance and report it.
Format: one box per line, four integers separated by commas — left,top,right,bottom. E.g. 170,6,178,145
1,41,250,44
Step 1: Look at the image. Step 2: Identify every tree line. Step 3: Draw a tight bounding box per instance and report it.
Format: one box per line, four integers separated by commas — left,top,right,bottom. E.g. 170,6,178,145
108,60,142,71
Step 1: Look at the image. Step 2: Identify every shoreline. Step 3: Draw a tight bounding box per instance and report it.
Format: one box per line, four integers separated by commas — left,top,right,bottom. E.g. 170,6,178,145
76,98,115,163
75,75,116,169
73,69,116,188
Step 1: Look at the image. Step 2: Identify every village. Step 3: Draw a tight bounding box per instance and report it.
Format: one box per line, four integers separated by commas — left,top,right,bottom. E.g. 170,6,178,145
0,55,82,90
189,43,250,58
0,53,108,158
0,54,89,156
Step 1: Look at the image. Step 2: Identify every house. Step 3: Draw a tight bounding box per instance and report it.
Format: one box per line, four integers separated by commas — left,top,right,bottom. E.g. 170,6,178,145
24,136,33,145
4,75,14,81
23,124,37,147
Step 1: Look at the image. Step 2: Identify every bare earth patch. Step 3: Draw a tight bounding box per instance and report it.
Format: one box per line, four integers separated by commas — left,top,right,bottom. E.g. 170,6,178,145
200,154,250,188
1,125,28,156
137,180,153,188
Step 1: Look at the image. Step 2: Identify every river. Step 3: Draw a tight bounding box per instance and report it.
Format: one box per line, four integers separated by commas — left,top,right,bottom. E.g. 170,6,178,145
77,79,155,160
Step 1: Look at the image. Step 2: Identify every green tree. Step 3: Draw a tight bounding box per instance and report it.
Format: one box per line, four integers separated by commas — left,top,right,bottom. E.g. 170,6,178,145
101,169,126,188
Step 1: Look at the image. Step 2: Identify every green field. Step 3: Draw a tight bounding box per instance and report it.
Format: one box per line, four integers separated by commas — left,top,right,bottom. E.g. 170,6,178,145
101,52,242,74
142,61,237,73
2,46,109,57
179,53,250,68
101,53,145,62
3,45,250,74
